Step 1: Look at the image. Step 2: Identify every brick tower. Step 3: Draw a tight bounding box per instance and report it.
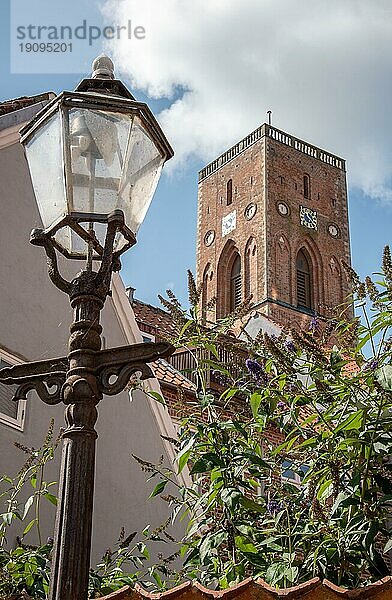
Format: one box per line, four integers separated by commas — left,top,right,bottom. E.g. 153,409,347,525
196,124,352,329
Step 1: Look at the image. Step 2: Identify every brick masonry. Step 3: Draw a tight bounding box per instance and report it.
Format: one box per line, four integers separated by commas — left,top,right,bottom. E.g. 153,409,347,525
197,124,353,330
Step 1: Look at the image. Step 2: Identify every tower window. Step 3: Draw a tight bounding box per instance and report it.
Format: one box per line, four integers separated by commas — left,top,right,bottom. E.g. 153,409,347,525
230,254,241,311
296,249,312,309
226,178,233,205
303,174,310,199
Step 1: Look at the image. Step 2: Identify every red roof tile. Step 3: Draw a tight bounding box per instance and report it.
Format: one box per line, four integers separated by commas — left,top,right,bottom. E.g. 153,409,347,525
133,299,177,340
100,577,392,600
151,358,196,392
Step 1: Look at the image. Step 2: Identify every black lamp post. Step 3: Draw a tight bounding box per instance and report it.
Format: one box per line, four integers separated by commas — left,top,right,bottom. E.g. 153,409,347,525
0,56,174,600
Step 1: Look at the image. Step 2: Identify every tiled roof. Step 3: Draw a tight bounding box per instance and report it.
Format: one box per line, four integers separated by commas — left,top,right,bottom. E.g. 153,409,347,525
342,359,361,377
100,576,392,600
152,358,196,392
133,299,177,340
0,93,53,116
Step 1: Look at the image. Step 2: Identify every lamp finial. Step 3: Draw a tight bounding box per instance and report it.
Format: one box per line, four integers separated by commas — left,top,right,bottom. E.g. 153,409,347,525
91,55,115,80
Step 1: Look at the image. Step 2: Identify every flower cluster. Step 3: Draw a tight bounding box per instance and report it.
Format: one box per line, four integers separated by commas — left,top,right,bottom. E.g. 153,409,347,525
284,339,296,353
245,358,269,385
267,499,283,514
362,358,379,372
309,315,319,333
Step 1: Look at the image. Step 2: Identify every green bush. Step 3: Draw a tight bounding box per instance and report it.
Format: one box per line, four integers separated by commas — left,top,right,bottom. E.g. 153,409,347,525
137,248,392,590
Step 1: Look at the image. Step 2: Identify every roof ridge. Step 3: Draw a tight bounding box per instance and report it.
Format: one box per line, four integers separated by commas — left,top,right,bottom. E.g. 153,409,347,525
100,577,392,600
133,298,170,316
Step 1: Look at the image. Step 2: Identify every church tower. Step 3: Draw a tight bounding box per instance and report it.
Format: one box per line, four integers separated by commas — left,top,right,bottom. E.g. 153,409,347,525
196,123,352,329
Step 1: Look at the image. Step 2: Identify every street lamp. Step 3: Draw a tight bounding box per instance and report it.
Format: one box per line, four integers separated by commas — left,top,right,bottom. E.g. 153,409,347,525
0,56,174,600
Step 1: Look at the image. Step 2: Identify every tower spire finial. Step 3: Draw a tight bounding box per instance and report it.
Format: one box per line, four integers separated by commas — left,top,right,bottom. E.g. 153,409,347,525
267,110,272,126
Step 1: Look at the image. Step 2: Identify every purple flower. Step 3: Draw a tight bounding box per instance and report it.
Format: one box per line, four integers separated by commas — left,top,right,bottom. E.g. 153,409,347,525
284,339,296,353
245,358,268,384
287,383,298,393
363,358,379,372
267,499,282,514
309,315,319,332
277,401,286,410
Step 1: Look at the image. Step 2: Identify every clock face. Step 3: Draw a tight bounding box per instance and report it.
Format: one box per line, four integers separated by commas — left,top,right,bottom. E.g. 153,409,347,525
244,203,257,220
222,210,236,237
277,202,289,216
328,223,340,238
300,206,318,230
204,230,215,246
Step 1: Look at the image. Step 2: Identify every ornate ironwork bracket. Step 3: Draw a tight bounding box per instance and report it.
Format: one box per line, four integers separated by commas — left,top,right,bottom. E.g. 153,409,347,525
30,209,127,302
0,357,67,404
0,342,172,405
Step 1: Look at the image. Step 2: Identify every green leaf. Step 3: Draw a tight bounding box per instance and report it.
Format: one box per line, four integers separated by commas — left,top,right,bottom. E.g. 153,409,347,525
199,531,227,562
137,541,150,559
177,436,196,473
149,480,167,498
317,480,333,501
22,518,37,536
148,391,166,406
284,566,299,583
334,410,363,433
30,473,37,489
2,512,14,525
235,535,258,554
240,496,265,513
190,453,222,474
205,343,219,359
178,449,192,473
23,496,34,520
250,393,262,418
151,569,164,590
221,488,242,511
43,492,57,506
265,562,286,585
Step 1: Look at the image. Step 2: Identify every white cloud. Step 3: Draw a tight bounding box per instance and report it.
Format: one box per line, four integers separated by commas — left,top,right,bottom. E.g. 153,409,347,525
102,0,392,201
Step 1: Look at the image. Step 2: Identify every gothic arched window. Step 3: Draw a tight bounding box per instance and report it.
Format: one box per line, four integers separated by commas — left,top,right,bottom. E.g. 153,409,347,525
227,178,233,205
230,254,241,311
201,264,210,318
303,174,310,199
296,249,312,309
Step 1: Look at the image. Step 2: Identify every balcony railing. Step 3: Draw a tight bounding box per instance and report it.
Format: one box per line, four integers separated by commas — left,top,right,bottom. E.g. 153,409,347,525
167,345,247,391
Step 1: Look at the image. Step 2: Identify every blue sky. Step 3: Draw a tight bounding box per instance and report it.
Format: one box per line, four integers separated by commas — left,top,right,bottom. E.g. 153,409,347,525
1,0,391,309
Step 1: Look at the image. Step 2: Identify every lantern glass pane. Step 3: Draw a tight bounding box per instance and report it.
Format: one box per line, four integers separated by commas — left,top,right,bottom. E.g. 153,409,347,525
24,112,66,231
67,108,164,236
118,115,164,234
68,108,132,215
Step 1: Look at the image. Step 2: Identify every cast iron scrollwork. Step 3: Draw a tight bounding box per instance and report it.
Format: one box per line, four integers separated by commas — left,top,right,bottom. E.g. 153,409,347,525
29,210,128,302
13,375,66,405
95,341,173,396
0,357,68,405
99,362,154,396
